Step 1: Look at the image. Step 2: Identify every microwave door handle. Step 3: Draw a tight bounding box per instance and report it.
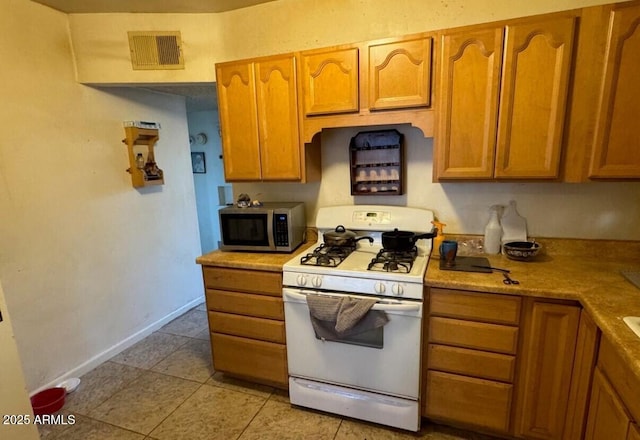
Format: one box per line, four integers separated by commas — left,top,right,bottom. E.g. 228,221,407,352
267,210,276,250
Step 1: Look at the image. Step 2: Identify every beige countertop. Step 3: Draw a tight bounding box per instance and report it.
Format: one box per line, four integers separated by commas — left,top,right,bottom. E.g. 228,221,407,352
426,237,640,388
195,240,317,272
196,236,640,389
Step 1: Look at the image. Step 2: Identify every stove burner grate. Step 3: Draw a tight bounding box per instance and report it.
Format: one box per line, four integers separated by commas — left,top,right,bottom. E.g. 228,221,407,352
300,243,356,267
368,247,418,273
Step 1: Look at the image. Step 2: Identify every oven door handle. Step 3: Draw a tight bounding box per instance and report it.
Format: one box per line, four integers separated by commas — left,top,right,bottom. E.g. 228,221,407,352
283,289,422,315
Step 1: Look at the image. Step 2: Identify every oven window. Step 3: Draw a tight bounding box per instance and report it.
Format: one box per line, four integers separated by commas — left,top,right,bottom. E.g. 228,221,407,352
221,213,269,246
313,326,383,349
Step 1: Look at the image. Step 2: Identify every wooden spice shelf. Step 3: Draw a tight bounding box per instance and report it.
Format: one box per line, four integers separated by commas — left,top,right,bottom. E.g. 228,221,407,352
122,126,164,188
350,129,404,195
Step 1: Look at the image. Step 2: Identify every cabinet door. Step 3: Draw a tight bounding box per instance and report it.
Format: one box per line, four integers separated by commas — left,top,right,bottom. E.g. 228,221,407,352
255,55,301,180
562,311,600,440
495,16,576,179
368,37,432,110
585,368,631,440
216,61,262,181
629,424,640,440
515,301,580,439
435,27,503,179
301,47,359,115
589,3,640,178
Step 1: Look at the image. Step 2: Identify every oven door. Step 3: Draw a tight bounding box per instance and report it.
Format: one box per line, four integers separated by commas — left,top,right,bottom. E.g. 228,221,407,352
283,288,422,399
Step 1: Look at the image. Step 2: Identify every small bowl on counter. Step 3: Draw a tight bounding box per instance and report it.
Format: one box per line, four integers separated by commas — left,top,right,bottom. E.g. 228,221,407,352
503,241,542,261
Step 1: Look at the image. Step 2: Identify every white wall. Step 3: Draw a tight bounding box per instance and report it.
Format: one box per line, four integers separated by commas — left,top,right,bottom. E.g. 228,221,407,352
0,281,39,440
235,125,640,240
188,110,228,253
0,0,203,391
67,0,618,84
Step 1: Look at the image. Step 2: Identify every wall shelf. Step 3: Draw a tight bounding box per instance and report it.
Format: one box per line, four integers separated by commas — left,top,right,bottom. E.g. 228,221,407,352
350,129,404,195
122,126,164,188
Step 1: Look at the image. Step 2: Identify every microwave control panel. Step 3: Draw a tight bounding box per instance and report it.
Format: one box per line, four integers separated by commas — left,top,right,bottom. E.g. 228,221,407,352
274,214,290,246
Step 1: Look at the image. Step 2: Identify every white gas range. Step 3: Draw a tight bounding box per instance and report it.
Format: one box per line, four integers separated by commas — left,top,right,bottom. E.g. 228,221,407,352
282,205,435,432
283,205,433,299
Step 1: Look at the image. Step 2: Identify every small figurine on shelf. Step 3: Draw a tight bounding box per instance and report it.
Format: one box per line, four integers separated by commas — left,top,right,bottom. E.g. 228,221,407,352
143,150,163,181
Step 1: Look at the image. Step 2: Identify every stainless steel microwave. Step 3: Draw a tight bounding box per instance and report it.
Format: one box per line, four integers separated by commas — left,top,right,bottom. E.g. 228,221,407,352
219,202,306,252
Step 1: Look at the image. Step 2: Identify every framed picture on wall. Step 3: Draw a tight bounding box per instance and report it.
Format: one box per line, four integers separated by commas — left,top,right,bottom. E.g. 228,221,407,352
191,152,206,174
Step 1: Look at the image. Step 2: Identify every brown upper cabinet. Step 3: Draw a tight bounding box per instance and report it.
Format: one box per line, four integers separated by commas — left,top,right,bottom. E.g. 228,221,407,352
562,1,640,182
435,13,577,180
216,54,320,182
300,46,360,116
368,37,432,110
588,2,640,179
299,34,434,142
214,0,640,183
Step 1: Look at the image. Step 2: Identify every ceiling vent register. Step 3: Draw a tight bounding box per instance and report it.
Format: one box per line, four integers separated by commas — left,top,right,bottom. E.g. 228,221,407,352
127,31,184,70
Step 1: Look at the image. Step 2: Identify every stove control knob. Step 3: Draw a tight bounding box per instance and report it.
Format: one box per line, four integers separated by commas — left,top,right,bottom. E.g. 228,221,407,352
392,284,404,296
311,276,322,288
374,282,386,294
296,275,307,287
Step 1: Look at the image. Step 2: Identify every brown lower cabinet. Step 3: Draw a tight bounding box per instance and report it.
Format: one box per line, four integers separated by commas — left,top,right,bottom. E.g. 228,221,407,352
424,288,521,435
201,266,288,388
196,268,637,440
513,301,581,439
210,333,287,385
423,288,598,439
585,337,640,440
585,368,632,440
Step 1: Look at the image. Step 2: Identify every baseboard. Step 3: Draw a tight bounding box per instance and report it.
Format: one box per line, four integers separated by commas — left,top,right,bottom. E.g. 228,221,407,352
30,296,204,396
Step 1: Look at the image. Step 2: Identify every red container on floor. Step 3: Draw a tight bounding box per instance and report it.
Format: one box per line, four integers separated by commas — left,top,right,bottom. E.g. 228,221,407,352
30,387,66,415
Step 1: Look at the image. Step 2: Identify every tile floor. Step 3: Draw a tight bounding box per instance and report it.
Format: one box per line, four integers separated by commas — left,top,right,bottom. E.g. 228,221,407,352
38,302,498,440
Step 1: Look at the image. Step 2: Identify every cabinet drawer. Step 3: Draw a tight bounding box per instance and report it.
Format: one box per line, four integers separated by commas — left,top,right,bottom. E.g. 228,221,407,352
425,370,512,433
206,289,284,320
211,333,288,387
430,288,521,325
202,267,282,296
429,316,519,354
428,344,516,383
209,311,285,344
